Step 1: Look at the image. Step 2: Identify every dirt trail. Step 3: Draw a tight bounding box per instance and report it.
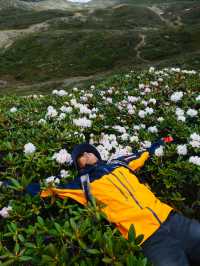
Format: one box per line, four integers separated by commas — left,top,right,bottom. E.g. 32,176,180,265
148,5,183,28
0,69,115,95
134,33,149,62
0,22,49,49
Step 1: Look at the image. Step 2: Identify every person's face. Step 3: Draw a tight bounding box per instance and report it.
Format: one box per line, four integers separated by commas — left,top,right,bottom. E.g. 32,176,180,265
77,152,98,169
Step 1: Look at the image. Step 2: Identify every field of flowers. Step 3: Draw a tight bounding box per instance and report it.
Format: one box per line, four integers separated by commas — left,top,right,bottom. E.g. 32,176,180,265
0,67,200,265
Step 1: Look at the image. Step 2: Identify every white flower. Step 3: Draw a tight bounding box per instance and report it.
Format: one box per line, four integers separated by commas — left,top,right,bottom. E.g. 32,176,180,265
139,84,145,89
70,99,78,106
144,87,151,93
196,95,200,101
60,169,69,178
130,136,139,143
140,124,146,129
38,119,46,125
170,91,183,102
149,98,156,105
78,104,91,114
52,89,67,96
149,66,155,73
54,178,60,184
73,117,92,128
133,125,140,131
52,149,71,164
189,156,200,166
142,100,148,106
150,81,159,87
177,115,186,122
60,106,73,113
155,146,164,157
148,126,158,133
157,117,164,122
128,96,140,103
0,181,3,187
96,145,109,161
186,109,198,117
121,133,129,141
45,176,56,184
145,107,154,115
141,141,152,149
189,133,200,148
189,140,200,148
24,143,36,155
52,89,58,95
57,113,66,121
10,107,17,113
175,108,184,117
106,97,112,104
138,110,146,118
45,176,60,185
190,133,200,142
89,113,96,119
171,67,181,73
177,145,187,155
45,106,58,118
0,206,12,218
113,125,126,134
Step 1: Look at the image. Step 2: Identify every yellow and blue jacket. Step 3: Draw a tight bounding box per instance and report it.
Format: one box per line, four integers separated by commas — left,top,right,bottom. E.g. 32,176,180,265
40,141,173,244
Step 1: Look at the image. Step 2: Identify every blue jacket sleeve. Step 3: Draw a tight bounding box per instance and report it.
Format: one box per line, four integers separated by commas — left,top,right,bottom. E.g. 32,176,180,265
26,183,41,196
146,139,165,155
113,139,165,170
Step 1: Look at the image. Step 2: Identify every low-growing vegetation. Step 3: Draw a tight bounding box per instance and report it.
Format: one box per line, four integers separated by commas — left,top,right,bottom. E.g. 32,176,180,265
0,68,199,265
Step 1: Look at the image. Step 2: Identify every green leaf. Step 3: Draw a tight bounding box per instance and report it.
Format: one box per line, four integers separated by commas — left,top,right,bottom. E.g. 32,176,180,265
70,218,77,231
102,257,113,264
1,259,16,266
8,178,22,190
54,222,62,233
37,216,44,226
126,252,136,266
14,243,20,255
128,224,136,243
135,234,144,245
86,248,101,255
9,222,17,232
19,256,33,262
18,234,25,243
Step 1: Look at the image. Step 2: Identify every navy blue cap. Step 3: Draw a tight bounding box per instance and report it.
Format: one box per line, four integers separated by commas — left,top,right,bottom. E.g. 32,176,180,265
71,143,102,170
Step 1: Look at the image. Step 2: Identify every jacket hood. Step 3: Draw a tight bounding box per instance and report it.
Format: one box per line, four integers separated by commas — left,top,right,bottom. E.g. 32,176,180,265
71,143,102,171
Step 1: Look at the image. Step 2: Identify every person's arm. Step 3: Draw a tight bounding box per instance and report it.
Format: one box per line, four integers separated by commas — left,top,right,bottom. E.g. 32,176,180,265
26,178,87,205
115,136,173,171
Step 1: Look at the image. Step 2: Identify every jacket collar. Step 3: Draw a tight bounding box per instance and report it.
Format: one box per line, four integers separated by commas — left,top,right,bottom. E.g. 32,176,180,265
78,160,107,176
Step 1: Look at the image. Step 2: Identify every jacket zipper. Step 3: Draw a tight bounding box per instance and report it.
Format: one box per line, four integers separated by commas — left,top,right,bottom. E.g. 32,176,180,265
111,172,143,209
106,166,162,225
117,168,162,225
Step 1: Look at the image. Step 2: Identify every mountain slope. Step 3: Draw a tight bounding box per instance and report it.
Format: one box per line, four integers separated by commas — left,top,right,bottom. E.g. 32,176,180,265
0,0,200,94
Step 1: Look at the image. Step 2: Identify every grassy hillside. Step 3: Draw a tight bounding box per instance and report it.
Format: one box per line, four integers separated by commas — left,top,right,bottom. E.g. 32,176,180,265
0,30,139,82
0,9,72,30
0,0,200,93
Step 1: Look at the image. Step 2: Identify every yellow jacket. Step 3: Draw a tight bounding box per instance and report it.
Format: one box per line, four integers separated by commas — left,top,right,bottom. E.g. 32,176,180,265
41,149,173,244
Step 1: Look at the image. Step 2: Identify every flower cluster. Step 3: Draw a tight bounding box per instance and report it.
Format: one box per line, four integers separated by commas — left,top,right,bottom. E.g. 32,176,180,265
52,149,71,164
0,206,12,218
